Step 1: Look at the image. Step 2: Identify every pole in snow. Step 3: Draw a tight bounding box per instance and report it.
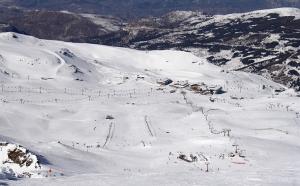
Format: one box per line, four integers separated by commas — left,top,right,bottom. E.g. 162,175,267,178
233,144,239,153
205,161,210,172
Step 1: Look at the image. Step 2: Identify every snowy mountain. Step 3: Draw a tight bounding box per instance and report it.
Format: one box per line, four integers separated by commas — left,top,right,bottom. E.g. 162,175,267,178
1,7,298,91
97,8,300,91
0,32,299,185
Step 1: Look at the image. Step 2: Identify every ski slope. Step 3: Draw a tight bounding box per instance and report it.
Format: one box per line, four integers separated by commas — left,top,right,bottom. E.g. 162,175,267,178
0,32,299,185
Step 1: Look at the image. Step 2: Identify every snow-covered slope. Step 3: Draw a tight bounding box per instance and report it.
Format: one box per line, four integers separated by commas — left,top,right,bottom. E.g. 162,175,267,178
0,33,300,185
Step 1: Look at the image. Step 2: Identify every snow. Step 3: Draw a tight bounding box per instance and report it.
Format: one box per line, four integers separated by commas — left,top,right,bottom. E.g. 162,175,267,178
248,7,300,19
163,11,206,23
57,11,123,32
216,7,300,21
0,32,299,185
191,7,300,28
80,14,123,32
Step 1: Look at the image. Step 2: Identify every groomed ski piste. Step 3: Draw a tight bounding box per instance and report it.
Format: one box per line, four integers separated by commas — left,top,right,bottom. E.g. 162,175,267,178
0,32,299,185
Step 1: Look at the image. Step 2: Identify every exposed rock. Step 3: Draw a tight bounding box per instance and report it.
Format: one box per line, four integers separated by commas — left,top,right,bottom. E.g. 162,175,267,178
157,78,173,86
0,142,43,179
189,83,226,95
0,6,123,42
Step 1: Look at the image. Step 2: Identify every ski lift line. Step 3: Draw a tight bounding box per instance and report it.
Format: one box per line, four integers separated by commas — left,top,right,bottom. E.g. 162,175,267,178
0,84,184,105
1,90,167,98
0,84,166,97
1,96,91,104
1,91,181,105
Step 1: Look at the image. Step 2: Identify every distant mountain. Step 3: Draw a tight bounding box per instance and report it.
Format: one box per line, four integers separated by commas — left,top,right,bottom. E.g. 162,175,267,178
2,0,300,18
97,8,300,91
0,6,299,91
0,6,123,42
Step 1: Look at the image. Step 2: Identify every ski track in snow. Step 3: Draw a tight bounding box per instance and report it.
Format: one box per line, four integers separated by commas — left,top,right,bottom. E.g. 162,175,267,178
103,122,115,148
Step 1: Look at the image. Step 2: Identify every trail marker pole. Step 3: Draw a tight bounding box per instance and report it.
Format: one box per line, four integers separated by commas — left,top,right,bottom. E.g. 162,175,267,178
227,129,231,137
233,144,239,153
205,162,209,172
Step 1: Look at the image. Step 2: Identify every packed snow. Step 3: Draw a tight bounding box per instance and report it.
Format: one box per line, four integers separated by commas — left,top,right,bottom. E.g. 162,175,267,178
0,32,299,185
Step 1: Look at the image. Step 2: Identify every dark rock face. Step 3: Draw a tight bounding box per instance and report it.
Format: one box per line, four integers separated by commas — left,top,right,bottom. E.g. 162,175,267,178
8,148,33,167
0,6,123,42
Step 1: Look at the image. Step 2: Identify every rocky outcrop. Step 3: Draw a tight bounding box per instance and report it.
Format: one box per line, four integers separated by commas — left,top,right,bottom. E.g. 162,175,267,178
0,142,42,179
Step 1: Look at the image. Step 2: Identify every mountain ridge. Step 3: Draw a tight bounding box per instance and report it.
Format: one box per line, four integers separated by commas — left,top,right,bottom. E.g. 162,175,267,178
96,8,300,91
0,7,299,91
2,0,300,18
